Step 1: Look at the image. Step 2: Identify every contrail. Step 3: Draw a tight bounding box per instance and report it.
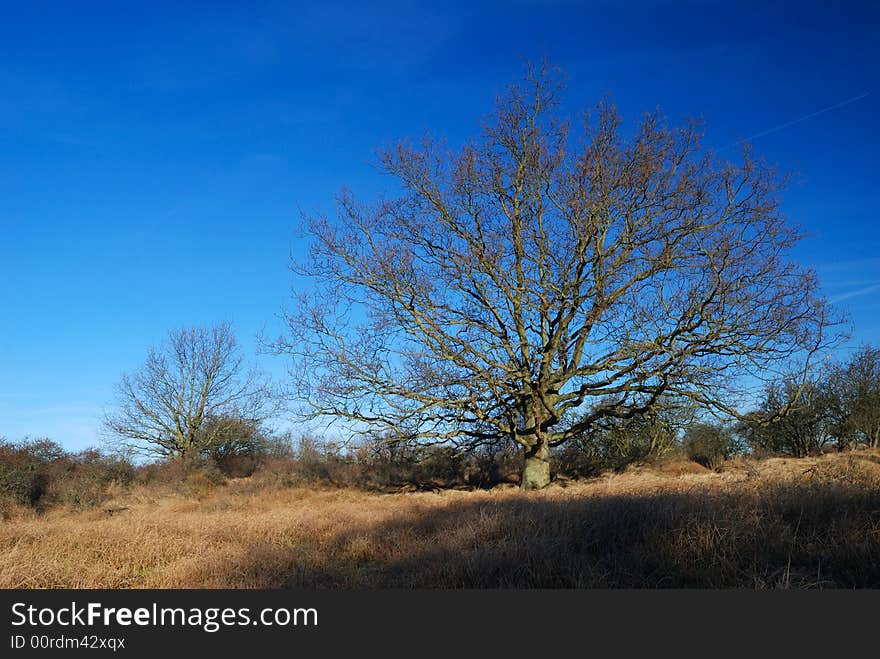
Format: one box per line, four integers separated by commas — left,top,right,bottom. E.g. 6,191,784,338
722,92,869,150
830,282,880,304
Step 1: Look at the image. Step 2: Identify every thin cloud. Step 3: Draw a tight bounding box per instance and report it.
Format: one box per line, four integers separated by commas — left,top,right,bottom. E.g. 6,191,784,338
816,257,880,274
830,283,880,304
823,279,880,289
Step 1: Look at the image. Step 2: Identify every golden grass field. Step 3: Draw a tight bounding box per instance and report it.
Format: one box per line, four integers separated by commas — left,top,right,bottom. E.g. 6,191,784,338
2,450,879,589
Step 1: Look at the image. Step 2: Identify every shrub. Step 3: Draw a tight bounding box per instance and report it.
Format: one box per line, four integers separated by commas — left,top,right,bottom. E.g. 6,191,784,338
202,416,273,478
414,446,463,485
0,438,63,506
553,439,603,479
185,460,226,497
46,449,135,509
134,454,226,496
684,423,736,469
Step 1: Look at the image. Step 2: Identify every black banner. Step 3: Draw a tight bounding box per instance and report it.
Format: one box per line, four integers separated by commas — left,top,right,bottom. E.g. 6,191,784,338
1,589,877,656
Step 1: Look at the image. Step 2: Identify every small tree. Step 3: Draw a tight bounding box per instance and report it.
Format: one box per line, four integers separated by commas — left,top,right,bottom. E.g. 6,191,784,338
826,346,880,448
740,376,834,457
200,415,269,476
579,402,690,470
274,63,841,488
104,323,268,459
200,415,266,460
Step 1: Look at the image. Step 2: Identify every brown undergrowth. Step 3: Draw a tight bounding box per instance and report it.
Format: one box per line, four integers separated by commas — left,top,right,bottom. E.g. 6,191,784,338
2,451,878,588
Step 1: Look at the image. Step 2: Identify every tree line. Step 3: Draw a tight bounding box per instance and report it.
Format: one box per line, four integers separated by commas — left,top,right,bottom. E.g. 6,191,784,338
91,322,880,482
2,341,877,512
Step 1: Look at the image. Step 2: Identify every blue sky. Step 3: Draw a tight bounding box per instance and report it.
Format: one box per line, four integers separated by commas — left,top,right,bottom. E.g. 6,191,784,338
1,0,878,450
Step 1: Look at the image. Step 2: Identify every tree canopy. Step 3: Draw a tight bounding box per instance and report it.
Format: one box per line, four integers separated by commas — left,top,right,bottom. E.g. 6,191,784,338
104,323,268,459
275,64,842,488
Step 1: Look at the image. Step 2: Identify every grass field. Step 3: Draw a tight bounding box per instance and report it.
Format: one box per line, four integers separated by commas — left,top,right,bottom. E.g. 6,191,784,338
2,450,879,588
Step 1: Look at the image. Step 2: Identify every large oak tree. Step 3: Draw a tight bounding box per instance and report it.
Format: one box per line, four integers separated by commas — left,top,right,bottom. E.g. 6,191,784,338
276,65,841,488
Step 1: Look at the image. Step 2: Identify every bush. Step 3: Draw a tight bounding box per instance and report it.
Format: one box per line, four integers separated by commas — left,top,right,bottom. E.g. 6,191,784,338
414,446,463,485
553,439,603,479
554,408,687,477
134,454,226,497
46,449,134,509
185,460,226,497
285,436,353,486
0,438,62,506
0,438,139,510
245,435,522,491
739,377,834,457
201,416,272,478
464,442,521,488
684,423,736,469
0,467,47,506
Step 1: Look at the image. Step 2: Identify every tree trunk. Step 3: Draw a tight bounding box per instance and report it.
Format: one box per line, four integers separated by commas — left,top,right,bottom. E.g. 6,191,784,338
521,441,551,489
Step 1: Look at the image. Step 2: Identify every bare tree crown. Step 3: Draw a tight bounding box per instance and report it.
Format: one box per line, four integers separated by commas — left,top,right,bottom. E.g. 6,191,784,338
105,322,266,459
274,64,842,486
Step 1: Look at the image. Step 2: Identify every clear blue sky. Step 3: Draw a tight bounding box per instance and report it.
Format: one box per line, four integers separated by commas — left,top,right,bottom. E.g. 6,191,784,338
1,1,877,450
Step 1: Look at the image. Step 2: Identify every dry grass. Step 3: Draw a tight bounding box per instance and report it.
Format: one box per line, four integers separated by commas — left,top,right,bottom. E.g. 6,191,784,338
2,450,879,589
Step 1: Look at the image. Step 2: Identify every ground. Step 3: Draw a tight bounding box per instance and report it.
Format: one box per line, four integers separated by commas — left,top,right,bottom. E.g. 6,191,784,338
2,450,879,588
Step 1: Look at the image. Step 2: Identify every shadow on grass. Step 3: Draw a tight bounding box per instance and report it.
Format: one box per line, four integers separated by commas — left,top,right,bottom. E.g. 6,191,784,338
212,482,880,589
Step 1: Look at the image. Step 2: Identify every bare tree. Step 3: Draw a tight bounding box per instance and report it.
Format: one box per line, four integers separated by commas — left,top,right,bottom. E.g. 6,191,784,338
738,376,835,457
569,397,693,470
104,323,268,459
827,345,880,448
273,64,843,488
